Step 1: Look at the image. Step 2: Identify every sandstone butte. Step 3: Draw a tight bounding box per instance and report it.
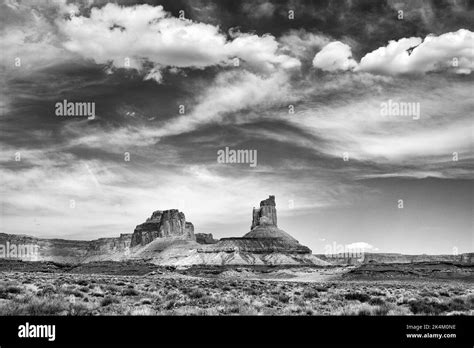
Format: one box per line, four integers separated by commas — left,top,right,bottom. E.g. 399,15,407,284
0,196,472,266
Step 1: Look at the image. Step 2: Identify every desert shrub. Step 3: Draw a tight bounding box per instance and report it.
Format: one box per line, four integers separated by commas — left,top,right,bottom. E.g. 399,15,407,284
37,285,56,297
75,279,88,286
9,296,66,315
408,299,449,315
0,285,22,299
164,291,179,301
467,295,474,307
314,286,329,292
357,307,372,316
345,293,371,303
339,303,378,316
68,303,90,315
6,286,22,294
221,299,247,314
303,289,319,299
0,289,7,299
101,296,120,307
122,288,139,296
368,297,385,306
373,303,391,315
447,297,469,311
105,285,119,293
420,290,439,298
130,306,155,315
164,300,175,310
285,304,303,314
62,288,84,298
188,288,206,299
267,298,279,307
245,287,260,296
277,294,290,303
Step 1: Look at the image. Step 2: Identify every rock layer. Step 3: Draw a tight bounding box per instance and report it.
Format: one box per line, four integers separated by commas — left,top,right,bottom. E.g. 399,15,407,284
130,209,195,247
199,237,310,254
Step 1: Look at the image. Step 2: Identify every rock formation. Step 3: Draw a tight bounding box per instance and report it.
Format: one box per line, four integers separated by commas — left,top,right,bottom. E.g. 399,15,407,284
242,196,311,253
130,209,195,247
195,233,218,244
192,195,313,264
251,195,277,229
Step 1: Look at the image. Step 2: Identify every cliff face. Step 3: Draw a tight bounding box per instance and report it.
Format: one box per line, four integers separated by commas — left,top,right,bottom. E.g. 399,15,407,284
316,253,474,265
130,209,195,247
0,232,131,263
251,195,277,229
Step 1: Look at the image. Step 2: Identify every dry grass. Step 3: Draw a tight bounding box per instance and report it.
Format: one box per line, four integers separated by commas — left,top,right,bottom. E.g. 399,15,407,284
0,271,472,315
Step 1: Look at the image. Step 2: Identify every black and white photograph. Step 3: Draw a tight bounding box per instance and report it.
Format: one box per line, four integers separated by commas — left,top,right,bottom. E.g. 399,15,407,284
0,0,473,346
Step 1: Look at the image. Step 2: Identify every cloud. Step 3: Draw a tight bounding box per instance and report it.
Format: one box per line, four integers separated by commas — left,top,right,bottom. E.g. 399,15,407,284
0,0,78,73
358,29,474,75
345,242,376,251
66,68,296,148
279,29,330,63
312,41,357,71
278,72,473,180
58,3,300,82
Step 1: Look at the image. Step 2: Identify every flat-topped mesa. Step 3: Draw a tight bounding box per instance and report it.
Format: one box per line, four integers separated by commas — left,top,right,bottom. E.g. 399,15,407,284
130,209,195,247
251,195,277,229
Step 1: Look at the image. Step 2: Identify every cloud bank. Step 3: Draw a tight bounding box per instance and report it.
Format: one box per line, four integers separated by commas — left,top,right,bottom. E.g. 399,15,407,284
59,3,300,82
312,41,357,71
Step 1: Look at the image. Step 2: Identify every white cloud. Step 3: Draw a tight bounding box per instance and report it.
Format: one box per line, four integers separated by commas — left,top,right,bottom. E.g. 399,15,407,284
279,29,330,62
358,29,474,75
279,73,473,179
0,0,78,73
312,41,357,71
346,242,376,251
58,3,300,81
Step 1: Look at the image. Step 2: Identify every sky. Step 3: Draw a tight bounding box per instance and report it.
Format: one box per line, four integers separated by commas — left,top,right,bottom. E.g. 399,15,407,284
0,0,473,254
